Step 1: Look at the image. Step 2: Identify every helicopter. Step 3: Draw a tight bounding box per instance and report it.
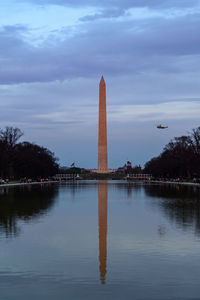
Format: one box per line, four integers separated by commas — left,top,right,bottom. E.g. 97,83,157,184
157,125,168,129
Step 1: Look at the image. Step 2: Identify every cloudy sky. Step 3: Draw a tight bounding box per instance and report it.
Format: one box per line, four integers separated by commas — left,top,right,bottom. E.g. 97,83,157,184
1,0,200,168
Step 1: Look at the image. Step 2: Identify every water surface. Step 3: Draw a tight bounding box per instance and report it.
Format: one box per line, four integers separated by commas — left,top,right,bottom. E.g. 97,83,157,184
0,181,200,300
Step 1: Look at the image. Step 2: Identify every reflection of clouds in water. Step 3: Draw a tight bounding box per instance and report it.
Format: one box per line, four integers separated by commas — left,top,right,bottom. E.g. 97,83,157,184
144,184,200,236
158,225,167,238
0,184,58,238
60,181,200,239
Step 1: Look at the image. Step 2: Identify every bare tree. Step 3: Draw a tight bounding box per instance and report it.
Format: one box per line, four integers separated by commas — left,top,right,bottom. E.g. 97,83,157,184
190,127,200,155
0,127,23,147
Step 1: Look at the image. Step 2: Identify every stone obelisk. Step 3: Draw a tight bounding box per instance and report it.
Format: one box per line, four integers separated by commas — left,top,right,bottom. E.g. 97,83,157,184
98,76,108,173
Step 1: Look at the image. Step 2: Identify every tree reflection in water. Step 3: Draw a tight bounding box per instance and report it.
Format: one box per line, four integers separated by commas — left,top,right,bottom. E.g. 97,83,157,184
144,184,200,235
111,181,200,236
0,184,58,238
107,181,200,236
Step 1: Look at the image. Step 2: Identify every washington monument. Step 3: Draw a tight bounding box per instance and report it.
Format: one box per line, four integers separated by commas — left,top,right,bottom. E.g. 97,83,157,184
98,76,108,173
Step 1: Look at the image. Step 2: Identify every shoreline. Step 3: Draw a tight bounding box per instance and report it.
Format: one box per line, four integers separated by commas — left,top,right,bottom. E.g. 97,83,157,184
0,179,200,188
150,180,200,186
0,180,59,188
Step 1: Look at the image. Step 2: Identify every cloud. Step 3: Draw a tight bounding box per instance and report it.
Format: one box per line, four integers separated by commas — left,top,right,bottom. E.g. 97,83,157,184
0,9,200,85
17,0,200,25
21,0,200,9
109,101,200,122
79,7,126,22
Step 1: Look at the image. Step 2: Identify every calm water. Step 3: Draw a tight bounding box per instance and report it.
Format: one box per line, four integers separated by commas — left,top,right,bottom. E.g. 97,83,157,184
0,180,200,300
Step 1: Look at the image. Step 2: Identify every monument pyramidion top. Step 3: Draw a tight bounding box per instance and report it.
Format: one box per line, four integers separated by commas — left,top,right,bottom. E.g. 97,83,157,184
100,75,105,85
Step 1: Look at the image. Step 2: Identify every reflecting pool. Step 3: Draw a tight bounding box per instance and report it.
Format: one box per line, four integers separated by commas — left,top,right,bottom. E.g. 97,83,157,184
0,181,200,299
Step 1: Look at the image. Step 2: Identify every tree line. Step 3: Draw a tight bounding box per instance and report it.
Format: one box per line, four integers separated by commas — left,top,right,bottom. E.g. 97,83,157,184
144,126,200,179
0,127,58,179
1,125,200,180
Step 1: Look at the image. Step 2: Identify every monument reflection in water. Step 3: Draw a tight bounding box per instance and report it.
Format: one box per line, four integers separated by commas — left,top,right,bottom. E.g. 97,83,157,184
98,180,108,284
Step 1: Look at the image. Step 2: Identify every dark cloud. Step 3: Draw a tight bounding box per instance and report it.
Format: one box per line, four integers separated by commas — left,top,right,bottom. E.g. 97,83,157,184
22,0,200,9
0,25,29,56
80,7,126,22
19,0,200,22
79,0,200,21
0,9,200,85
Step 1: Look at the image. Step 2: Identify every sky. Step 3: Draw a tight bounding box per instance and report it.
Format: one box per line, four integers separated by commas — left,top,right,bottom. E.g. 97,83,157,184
0,0,200,169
